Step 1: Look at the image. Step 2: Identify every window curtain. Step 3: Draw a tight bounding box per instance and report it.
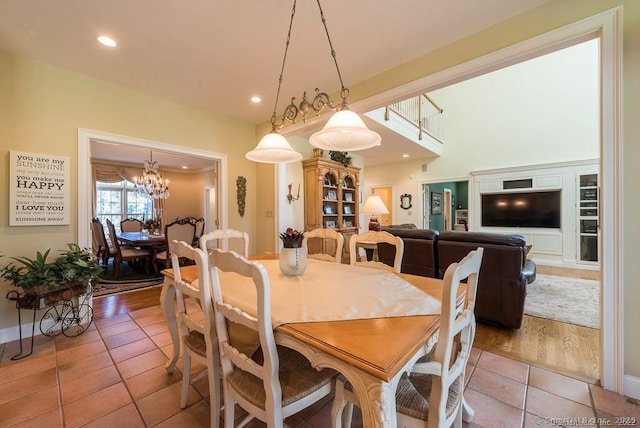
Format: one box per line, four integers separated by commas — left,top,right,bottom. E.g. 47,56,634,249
91,162,140,218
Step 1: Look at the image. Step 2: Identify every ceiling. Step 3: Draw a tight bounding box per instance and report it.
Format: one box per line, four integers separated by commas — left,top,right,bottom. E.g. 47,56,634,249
1,0,549,168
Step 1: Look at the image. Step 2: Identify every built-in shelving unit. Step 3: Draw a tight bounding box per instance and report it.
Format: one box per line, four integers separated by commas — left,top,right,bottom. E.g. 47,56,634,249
577,172,598,264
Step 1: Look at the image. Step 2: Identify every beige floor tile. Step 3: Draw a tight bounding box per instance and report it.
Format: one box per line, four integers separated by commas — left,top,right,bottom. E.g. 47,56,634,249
529,365,591,406
526,386,596,425
142,321,170,336
8,407,63,428
468,347,482,366
136,381,202,426
154,399,213,428
56,338,107,365
0,366,57,405
133,311,167,327
110,337,157,362
125,364,183,400
60,364,122,404
93,313,132,328
460,388,524,428
58,350,113,383
150,330,173,348
130,305,164,319
0,385,60,426
0,335,55,363
103,327,148,349
98,319,140,338
81,403,146,428
522,412,557,427
63,382,132,427
590,385,640,418
116,348,169,379
467,366,527,409
54,328,102,350
0,353,57,384
476,351,529,383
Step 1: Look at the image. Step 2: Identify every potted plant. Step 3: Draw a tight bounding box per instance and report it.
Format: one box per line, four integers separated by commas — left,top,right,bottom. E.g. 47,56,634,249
1,244,102,309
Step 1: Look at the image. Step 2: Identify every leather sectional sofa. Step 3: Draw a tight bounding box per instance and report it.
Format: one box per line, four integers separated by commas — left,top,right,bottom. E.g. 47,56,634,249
378,226,536,329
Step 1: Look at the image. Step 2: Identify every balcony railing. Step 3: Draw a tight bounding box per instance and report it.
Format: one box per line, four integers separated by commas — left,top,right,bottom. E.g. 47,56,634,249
385,94,443,142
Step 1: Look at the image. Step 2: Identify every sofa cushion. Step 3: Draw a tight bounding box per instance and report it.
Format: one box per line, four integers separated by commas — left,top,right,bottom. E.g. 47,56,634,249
379,229,439,278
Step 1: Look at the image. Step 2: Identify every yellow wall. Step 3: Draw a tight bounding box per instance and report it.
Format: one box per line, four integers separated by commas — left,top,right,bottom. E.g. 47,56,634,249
0,51,258,336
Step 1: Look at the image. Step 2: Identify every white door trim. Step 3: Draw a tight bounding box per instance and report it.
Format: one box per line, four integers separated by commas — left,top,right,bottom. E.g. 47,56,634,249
77,128,229,250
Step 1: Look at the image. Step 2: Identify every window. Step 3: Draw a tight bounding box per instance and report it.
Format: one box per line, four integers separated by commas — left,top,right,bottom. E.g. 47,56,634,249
95,180,152,233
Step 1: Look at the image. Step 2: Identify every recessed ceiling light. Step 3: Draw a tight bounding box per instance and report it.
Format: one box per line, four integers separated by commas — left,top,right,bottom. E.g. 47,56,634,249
250,96,262,103
402,154,410,158
97,36,117,47
182,165,189,169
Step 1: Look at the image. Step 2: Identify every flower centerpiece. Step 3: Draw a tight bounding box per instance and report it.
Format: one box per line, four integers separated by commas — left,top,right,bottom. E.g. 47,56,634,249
279,228,307,276
279,227,304,248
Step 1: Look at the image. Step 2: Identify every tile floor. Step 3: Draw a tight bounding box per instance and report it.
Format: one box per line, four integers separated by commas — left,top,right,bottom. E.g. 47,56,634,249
0,304,638,428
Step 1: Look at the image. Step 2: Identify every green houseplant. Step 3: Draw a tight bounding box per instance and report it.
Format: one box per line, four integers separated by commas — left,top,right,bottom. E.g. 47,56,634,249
1,244,102,308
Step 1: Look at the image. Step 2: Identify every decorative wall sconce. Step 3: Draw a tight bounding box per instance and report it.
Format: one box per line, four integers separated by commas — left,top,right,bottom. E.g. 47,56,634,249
287,183,300,204
236,176,246,217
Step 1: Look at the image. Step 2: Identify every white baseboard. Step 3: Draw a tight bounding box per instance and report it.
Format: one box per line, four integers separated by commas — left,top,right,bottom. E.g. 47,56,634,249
0,318,60,345
624,375,640,400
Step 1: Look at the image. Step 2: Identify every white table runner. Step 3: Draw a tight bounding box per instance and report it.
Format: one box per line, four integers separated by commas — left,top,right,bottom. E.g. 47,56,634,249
216,258,441,328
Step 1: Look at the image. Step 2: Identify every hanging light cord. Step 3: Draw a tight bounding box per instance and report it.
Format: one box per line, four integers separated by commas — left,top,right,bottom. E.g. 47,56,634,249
270,0,298,131
315,0,348,106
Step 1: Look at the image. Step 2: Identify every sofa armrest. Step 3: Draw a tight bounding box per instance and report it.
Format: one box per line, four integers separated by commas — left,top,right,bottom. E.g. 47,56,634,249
522,259,536,284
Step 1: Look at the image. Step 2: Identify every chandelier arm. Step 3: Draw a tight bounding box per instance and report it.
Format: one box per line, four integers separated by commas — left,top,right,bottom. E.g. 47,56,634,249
315,0,347,105
270,0,298,131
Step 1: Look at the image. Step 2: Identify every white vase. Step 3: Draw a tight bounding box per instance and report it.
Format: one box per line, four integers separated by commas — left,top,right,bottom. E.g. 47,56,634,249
279,247,307,276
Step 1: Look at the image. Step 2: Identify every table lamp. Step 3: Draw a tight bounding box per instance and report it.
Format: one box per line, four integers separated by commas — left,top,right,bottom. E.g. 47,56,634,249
361,195,389,231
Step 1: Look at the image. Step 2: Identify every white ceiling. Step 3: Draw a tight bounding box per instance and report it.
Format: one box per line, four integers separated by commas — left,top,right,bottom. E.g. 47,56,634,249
1,0,549,168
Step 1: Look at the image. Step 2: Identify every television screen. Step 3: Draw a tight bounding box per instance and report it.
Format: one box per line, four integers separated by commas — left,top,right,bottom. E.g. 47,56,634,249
481,191,561,228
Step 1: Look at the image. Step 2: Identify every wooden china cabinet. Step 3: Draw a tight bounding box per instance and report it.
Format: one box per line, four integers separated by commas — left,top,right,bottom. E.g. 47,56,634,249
302,157,360,263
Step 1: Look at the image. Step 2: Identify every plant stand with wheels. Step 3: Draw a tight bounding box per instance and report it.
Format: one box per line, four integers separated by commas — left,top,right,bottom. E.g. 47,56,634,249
5,281,94,360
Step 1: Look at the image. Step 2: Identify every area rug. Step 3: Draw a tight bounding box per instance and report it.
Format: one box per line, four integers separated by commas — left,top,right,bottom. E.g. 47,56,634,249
524,274,599,329
93,261,164,298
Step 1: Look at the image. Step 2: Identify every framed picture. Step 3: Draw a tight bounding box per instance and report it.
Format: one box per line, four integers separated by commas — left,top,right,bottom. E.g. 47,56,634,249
344,220,353,227
345,192,353,202
323,176,330,186
325,220,336,228
431,192,442,215
344,205,352,214
324,205,333,214
327,190,337,200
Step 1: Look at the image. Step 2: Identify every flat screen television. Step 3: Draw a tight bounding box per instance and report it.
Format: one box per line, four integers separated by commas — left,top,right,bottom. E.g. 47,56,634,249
481,190,561,228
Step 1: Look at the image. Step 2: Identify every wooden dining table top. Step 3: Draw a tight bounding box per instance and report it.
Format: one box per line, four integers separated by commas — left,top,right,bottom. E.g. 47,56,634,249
165,263,460,382
118,231,166,246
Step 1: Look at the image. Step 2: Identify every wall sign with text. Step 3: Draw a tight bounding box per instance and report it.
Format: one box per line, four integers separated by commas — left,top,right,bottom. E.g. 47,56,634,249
9,151,70,226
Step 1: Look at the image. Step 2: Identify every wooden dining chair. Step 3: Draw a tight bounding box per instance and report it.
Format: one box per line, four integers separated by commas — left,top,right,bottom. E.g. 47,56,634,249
91,218,114,269
154,218,196,271
105,219,151,278
209,249,337,428
120,217,144,232
302,228,344,263
199,229,249,258
332,248,484,428
169,240,222,428
349,230,404,273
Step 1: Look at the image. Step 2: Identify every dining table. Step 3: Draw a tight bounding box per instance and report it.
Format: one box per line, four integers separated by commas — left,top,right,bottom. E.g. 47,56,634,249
117,231,166,248
160,257,468,427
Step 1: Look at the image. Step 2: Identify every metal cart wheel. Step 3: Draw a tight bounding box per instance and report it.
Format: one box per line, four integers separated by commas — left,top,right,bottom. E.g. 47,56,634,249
61,303,94,337
39,301,71,336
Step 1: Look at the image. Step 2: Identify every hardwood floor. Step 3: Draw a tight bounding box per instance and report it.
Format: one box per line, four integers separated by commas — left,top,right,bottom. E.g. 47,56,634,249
475,264,601,385
94,264,602,385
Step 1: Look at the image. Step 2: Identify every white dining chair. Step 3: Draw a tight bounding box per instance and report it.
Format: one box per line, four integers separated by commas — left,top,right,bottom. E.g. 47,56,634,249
199,229,249,258
332,247,484,428
302,228,344,263
169,240,222,428
349,230,404,273
209,249,337,428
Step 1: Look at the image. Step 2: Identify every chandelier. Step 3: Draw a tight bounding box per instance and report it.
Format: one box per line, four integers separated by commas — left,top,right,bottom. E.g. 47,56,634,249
134,151,170,200
245,0,381,164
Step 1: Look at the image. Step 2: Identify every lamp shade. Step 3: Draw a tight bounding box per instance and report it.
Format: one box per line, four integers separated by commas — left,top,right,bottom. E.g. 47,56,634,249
309,110,381,151
246,132,303,163
361,195,389,214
